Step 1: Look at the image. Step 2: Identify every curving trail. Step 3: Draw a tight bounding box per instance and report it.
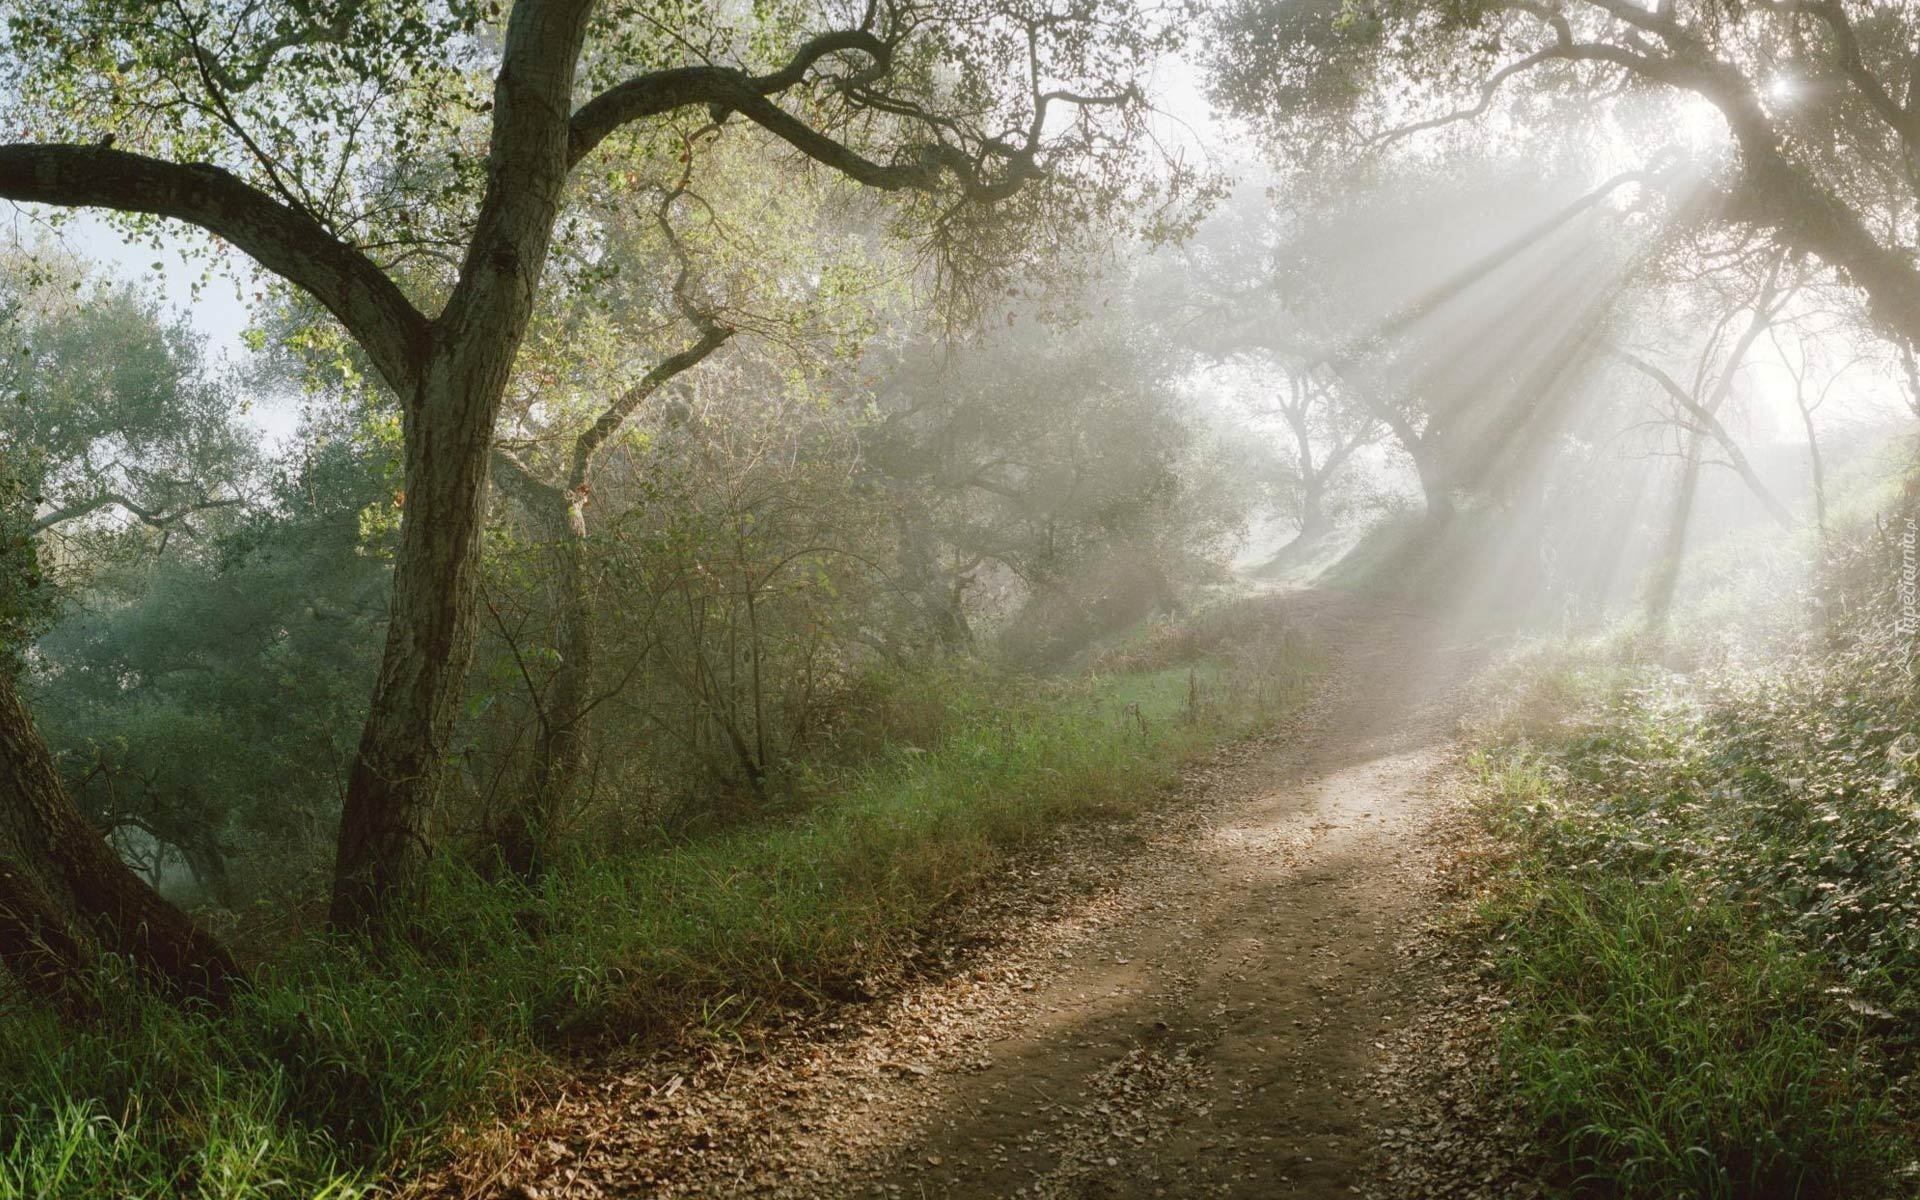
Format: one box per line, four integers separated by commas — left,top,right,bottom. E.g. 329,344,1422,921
476,592,1496,1200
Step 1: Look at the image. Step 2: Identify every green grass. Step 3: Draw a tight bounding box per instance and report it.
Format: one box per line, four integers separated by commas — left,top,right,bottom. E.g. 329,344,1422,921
0,638,1315,1198
1467,666,1918,1198
1485,868,1897,1198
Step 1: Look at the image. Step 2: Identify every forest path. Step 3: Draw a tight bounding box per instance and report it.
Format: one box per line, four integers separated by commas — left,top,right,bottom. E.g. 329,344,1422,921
483,591,1496,1200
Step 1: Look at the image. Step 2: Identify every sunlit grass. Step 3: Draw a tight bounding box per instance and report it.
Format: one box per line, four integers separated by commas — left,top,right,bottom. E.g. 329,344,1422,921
1489,873,1896,1198
1465,615,1920,1197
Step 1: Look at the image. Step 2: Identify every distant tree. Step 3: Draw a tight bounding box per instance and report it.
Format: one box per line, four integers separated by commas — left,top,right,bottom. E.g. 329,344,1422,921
1606,240,1797,624
1172,166,1639,522
1208,0,1920,351
869,302,1255,664
35,402,392,907
0,258,246,1004
481,127,890,877
0,253,255,551
577,354,894,804
1149,192,1381,548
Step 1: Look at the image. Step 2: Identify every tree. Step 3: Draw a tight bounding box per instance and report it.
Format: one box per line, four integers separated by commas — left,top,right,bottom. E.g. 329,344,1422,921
1250,365,1377,552
1148,190,1381,549
1765,293,1875,544
0,252,254,549
1,0,1184,938
1209,0,1920,351
580,353,895,805
867,300,1254,665
486,188,731,880
0,255,250,1003
1176,164,1643,522
481,116,902,876
1609,242,1798,566
34,401,393,907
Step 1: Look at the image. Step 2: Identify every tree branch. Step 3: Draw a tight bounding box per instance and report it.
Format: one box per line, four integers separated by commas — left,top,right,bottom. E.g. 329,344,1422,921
1608,347,1796,528
1371,44,1565,146
568,31,892,167
0,145,429,397
30,491,242,535
569,150,735,490
569,28,1060,202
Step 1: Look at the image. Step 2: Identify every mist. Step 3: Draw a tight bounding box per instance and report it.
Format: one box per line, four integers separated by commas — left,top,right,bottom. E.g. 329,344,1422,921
4,0,1920,1194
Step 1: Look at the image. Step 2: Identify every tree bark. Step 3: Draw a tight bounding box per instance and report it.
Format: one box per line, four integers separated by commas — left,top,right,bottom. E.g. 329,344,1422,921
331,355,523,929
0,850,94,1004
0,670,238,1004
328,0,597,934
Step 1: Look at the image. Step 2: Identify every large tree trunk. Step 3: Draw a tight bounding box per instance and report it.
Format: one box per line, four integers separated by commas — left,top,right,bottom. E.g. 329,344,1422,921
0,849,94,1004
328,0,593,934
1371,404,1453,525
0,670,238,1004
331,357,513,931
1294,476,1337,543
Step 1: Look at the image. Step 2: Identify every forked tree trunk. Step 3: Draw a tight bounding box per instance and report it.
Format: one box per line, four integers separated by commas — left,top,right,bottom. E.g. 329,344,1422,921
0,670,239,1004
484,314,729,881
328,0,594,934
331,355,517,931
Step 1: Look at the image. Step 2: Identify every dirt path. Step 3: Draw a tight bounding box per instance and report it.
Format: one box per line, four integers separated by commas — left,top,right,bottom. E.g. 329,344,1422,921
479,592,1497,1200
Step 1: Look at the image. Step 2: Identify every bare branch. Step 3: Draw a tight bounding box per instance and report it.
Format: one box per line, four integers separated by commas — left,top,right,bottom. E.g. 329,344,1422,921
568,31,893,167
30,491,243,535
1607,346,1796,527
1372,44,1565,146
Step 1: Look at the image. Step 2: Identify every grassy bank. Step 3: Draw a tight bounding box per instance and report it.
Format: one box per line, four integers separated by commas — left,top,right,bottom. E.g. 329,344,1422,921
1462,637,1920,1198
0,612,1314,1199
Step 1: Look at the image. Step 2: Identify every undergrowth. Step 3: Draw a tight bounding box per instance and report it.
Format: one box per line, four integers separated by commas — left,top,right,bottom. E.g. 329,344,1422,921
0,617,1315,1198
1465,616,1920,1197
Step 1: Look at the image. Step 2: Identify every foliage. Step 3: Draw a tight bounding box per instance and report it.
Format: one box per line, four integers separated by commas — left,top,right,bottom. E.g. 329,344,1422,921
1461,493,1920,1196
868,299,1260,664
0,249,256,568
30,402,392,907
0,616,1315,1197
1482,862,1898,1197
4,0,1201,315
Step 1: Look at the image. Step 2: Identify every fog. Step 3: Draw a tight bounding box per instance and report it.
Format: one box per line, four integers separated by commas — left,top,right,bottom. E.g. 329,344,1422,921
6,1,1920,1191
